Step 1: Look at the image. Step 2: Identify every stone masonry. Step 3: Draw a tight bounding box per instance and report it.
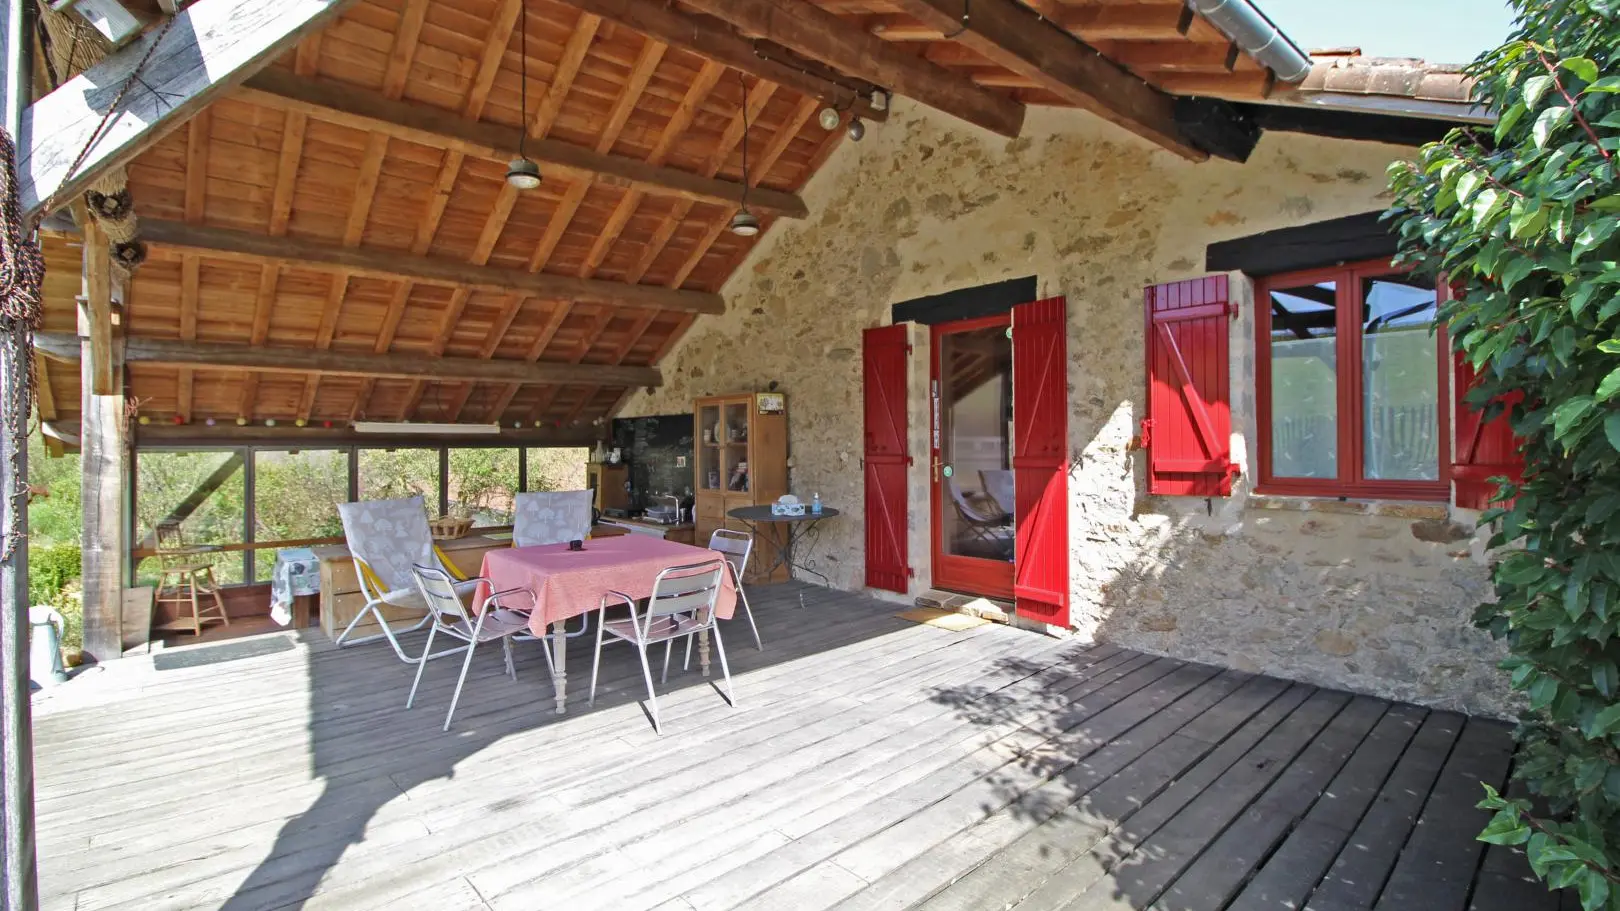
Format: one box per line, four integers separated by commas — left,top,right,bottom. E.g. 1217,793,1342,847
622,99,1513,718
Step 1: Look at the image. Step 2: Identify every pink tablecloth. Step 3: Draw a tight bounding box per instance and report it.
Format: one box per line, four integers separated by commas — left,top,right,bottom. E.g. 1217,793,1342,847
477,535,737,637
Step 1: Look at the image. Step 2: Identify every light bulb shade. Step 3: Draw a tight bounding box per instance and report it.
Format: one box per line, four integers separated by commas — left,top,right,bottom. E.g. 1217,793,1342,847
506,158,542,189
729,210,761,236
847,117,866,141
818,106,841,131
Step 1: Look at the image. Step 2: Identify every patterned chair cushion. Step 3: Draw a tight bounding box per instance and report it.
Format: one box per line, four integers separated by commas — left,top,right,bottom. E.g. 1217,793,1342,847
338,496,437,594
512,490,592,548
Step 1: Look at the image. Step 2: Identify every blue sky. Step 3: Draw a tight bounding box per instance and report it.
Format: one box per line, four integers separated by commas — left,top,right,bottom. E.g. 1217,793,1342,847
1257,0,1517,65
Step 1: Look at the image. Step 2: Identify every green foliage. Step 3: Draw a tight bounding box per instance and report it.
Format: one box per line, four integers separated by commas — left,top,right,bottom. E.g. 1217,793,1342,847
28,543,79,606
1387,1,1620,906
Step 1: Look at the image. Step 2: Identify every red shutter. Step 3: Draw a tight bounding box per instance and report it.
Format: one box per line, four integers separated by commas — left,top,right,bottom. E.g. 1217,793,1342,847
1144,276,1235,496
1012,297,1070,628
863,325,910,593
1452,354,1524,509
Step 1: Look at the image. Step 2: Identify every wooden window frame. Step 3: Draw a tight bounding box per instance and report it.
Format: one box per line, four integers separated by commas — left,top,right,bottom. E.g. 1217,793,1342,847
1255,258,1451,501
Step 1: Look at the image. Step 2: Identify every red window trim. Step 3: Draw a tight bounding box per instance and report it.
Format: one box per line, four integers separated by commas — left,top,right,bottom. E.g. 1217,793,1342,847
1254,258,1451,501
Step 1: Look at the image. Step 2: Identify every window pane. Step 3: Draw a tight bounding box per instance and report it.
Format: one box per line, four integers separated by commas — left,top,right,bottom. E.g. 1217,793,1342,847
1268,281,1339,480
136,450,245,585
524,447,589,492
448,448,519,527
1362,274,1440,481
358,449,440,518
252,449,349,579
938,324,1014,562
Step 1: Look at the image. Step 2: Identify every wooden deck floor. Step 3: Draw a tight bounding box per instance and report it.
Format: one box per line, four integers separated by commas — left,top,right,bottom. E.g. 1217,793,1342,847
31,583,1561,911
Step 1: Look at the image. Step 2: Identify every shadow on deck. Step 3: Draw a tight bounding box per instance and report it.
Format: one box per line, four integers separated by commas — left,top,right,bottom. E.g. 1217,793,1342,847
30,582,1559,911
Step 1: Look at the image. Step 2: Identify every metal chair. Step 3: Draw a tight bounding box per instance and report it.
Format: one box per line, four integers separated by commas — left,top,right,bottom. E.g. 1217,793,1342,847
511,490,592,548
588,560,735,734
947,478,1014,559
979,469,1016,517
336,496,480,663
707,529,762,651
407,564,546,732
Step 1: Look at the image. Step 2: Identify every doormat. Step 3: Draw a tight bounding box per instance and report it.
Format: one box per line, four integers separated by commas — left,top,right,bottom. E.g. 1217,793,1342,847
153,636,296,671
896,608,991,632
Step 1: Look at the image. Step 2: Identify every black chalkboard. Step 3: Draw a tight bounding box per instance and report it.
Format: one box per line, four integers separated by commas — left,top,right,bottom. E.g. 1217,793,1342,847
611,413,696,511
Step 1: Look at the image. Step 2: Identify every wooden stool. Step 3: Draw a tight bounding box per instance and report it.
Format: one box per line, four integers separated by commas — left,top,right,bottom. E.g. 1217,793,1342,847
151,524,229,636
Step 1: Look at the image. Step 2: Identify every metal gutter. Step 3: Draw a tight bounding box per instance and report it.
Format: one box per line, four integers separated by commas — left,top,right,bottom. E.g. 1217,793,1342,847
1187,0,1313,83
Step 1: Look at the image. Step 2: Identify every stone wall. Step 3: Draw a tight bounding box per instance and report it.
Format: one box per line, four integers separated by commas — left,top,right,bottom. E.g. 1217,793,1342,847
622,100,1513,718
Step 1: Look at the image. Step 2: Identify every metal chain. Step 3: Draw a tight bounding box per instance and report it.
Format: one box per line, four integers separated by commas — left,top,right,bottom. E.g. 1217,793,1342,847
0,127,44,564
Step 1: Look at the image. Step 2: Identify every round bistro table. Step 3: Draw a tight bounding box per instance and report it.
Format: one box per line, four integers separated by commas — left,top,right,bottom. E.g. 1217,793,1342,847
726,505,841,600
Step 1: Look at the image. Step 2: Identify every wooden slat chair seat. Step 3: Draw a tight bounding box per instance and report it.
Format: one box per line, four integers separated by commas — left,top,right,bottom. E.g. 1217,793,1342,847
152,523,229,636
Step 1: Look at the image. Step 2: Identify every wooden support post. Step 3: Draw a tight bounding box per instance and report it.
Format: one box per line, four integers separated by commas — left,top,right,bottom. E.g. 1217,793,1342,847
78,276,126,662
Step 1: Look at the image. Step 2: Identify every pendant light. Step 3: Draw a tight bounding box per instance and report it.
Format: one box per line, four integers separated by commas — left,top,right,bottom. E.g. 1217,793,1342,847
730,71,761,237
506,0,542,190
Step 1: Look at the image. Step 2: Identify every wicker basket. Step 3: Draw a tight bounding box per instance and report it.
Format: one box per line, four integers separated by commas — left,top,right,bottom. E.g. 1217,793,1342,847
430,515,474,540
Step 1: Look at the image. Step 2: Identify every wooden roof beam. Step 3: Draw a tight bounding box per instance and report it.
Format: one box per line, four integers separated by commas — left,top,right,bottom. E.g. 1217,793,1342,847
558,0,886,122
134,219,726,315
20,0,365,221
680,0,1024,138
237,70,810,219
890,0,1205,159
33,334,664,389
1057,4,1196,41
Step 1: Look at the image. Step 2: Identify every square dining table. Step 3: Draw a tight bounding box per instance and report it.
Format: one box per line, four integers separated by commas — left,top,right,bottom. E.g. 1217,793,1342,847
476,535,737,714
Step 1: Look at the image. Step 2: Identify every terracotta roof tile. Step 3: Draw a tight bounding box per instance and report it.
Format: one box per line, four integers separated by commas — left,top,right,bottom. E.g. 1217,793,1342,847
1292,53,1477,105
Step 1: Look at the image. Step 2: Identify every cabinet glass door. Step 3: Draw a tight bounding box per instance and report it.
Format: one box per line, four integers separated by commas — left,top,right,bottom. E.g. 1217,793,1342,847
698,404,722,491
723,400,750,492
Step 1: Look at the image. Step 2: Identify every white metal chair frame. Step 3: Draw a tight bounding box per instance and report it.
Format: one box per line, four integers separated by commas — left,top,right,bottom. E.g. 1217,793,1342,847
708,529,762,651
588,559,735,734
336,497,476,664
407,564,553,731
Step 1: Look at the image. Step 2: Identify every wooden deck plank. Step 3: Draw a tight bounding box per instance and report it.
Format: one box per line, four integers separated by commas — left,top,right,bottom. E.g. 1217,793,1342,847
1302,710,1468,911
1374,718,1516,911
27,583,1557,911
1226,702,1429,911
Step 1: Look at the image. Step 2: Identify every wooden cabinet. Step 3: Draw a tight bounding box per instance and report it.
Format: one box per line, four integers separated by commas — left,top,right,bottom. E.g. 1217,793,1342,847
694,393,788,583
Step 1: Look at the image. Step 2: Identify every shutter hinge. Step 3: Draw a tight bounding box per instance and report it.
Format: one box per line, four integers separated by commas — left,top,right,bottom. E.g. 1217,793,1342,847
907,567,916,578
906,455,914,466
905,344,913,354
1225,301,1239,320
1138,419,1154,449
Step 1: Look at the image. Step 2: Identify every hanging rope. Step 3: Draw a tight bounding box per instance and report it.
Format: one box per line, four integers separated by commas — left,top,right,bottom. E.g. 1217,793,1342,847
0,128,45,563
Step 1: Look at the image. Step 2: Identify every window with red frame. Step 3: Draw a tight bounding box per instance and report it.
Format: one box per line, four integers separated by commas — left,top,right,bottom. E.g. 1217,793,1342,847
1256,259,1450,500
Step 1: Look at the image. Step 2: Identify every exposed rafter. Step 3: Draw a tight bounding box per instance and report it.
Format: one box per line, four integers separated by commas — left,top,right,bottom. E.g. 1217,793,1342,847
33,334,664,389
559,0,886,121
134,219,726,315
889,0,1205,159
680,0,1024,138
235,69,811,219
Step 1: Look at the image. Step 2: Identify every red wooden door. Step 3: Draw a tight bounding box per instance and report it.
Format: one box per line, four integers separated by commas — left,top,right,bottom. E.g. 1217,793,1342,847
863,325,911,593
1011,297,1069,627
929,315,1016,600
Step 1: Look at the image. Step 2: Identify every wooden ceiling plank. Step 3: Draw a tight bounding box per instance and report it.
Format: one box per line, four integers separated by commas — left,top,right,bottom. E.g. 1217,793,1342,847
20,0,367,222
520,302,583,423
868,15,943,41
299,130,388,422
680,0,1023,138
558,0,884,121
178,109,213,423
35,355,57,423
35,333,664,388
267,112,308,237
890,0,1204,160
1154,70,1275,101
238,71,811,218
134,219,726,314
352,281,417,419
237,262,282,417
628,78,779,284
400,287,474,418
1114,41,1239,74
294,32,323,76
667,94,816,291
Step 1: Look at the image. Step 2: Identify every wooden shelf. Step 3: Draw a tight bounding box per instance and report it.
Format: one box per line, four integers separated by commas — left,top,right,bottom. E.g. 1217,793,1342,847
694,393,788,584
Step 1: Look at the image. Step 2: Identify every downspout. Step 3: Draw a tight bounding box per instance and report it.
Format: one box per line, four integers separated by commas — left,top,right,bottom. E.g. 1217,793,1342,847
1187,0,1312,83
